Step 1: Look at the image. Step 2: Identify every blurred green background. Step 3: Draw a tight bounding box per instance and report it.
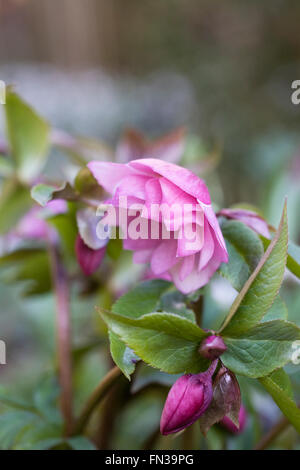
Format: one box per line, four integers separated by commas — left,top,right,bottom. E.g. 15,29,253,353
0,0,300,450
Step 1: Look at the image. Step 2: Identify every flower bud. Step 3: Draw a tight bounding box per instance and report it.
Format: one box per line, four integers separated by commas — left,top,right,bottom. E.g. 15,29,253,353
160,361,217,435
75,235,106,276
220,405,247,434
199,335,227,360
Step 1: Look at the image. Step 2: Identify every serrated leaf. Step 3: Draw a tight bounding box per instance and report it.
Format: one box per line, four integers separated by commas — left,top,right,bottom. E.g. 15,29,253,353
100,310,209,374
259,372,300,434
109,331,138,380
5,91,50,183
112,280,171,319
220,202,288,336
222,320,300,378
219,220,264,291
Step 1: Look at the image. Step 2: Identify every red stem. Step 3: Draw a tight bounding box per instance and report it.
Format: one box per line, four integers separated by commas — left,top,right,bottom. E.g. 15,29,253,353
49,243,73,436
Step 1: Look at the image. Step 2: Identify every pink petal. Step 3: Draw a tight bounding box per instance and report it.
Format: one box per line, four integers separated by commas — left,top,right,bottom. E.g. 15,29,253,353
198,222,215,271
87,161,136,194
129,159,211,204
151,239,178,275
179,254,195,281
202,203,228,261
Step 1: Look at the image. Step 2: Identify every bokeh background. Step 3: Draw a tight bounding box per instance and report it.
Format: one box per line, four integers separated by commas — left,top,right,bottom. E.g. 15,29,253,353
0,0,300,449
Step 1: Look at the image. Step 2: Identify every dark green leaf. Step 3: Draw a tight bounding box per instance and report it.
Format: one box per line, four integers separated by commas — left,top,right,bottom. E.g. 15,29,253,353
112,279,171,319
262,295,288,322
100,310,209,374
219,220,264,291
220,203,288,336
222,320,300,378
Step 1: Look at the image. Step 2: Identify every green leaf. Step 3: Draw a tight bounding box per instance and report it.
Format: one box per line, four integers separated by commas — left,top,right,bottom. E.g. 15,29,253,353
100,310,209,374
287,241,300,279
220,202,288,336
222,320,300,378
67,436,97,450
0,411,37,449
0,249,52,296
109,331,138,380
0,181,32,234
261,236,300,281
262,295,288,322
159,289,196,322
219,220,264,291
259,373,300,434
112,279,171,319
31,183,78,207
5,91,50,183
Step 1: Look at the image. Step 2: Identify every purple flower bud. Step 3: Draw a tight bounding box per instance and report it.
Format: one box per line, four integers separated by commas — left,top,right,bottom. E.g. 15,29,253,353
218,208,270,238
220,405,247,434
75,235,106,276
199,335,227,360
160,361,217,435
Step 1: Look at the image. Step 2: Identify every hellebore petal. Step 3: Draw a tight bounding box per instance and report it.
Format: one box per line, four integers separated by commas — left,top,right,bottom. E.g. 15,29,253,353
199,335,227,360
221,405,247,434
75,235,106,276
160,360,217,435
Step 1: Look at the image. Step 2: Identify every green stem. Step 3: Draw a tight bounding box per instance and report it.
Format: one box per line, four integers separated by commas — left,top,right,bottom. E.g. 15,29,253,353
72,366,122,436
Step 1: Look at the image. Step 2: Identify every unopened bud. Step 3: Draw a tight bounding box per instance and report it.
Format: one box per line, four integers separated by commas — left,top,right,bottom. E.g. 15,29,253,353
199,335,227,360
75,235,106,276
160,360,217,435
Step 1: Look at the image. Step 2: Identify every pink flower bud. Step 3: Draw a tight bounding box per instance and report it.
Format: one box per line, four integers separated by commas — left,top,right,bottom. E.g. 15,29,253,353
160,361,217,435
220,405,247,434
75,235,106,276
199,335,227,360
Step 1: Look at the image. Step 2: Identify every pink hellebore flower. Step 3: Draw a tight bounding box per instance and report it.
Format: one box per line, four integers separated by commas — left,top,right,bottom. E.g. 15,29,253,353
220,405,247,434
160,361,218,435
218,208,270,238
88,159,228,294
